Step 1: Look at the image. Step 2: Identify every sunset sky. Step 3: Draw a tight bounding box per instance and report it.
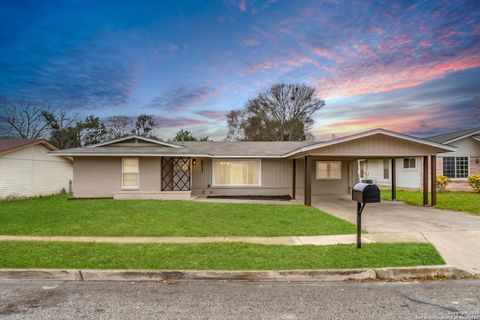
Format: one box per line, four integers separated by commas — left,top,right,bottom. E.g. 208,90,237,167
1,0,479,140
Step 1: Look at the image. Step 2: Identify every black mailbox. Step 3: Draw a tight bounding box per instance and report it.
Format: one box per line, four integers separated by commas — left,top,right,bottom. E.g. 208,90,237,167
352,183,380,203
352,183,381,249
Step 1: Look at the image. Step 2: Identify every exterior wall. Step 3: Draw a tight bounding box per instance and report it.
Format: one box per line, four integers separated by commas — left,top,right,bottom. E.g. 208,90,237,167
191,158,294,197
437,137,480,191
292,158,355,199
362,158,422,189
0,144,73,198
73,157,164,198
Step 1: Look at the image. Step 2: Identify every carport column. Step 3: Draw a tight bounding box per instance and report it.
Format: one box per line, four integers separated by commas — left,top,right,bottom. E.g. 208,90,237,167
304,156,312,206
292,159,296,200
391,158,396,201
431,155,437,206
423,156,429,206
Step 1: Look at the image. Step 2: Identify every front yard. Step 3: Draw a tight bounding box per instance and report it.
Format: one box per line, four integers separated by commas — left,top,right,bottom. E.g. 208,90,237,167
0,195,355,236
0,241,443,270
381,189,480,215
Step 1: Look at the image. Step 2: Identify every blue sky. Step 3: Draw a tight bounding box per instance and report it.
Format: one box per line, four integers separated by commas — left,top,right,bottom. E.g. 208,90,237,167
1,0,479,140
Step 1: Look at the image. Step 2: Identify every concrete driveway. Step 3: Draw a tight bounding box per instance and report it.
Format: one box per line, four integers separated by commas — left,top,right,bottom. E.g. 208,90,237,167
313,195,480,275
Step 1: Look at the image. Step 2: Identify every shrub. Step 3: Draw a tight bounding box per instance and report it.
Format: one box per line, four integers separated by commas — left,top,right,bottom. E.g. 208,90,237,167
436,175,449,192
467,174,480,192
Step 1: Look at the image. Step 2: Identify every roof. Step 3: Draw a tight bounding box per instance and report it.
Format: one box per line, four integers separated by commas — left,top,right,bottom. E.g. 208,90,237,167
426,128,480,144
0,138,58,156
50,129,455,158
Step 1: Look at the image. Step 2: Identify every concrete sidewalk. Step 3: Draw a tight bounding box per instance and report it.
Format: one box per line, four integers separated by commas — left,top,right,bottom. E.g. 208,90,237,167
0,234,379,246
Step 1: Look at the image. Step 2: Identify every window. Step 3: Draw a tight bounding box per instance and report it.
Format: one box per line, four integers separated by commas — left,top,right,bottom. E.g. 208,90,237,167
359,160,366,179
403,158,416,169
383,159,389,179
122,158,139,189
316,161,341,179
443,157,469,178
213,159,261,186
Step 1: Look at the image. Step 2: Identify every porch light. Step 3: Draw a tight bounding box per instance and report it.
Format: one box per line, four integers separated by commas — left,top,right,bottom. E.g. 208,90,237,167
192,159,197,165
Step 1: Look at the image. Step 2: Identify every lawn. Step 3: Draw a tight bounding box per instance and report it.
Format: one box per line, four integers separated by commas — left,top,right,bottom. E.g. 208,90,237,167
0,195,355,236
381,189,480,215
0,241,443,270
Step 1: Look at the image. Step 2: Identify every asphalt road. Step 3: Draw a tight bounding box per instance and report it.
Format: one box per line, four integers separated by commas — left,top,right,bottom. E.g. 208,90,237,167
0,279,479,320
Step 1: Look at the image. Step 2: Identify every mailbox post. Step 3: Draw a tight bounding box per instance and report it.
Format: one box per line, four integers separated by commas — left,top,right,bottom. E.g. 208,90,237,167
352,183,381,248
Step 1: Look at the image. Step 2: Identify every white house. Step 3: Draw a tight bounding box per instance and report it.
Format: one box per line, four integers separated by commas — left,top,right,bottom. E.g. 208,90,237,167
0,139,73,198
362,127,480,191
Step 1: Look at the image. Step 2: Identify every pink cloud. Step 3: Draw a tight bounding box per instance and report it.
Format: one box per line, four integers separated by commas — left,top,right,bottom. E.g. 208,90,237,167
239,0,246,12
241,38,260,47
248,60,273,73
312,48,343,63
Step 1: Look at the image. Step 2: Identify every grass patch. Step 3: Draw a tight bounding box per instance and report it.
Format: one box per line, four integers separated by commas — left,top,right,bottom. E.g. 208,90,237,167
381,189,480,215
0,195,355,236
0,241,443,270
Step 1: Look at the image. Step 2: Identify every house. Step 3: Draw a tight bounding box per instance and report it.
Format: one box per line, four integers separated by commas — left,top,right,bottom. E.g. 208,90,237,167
428,127,480,190
0,139,73,198
362,128,480,191
50,128,455,206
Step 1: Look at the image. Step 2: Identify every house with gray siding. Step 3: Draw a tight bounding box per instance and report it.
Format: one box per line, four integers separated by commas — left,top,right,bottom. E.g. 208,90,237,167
51,128,455,206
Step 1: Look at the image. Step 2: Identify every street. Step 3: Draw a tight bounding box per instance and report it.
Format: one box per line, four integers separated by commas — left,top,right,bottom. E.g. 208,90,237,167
0,279,479,319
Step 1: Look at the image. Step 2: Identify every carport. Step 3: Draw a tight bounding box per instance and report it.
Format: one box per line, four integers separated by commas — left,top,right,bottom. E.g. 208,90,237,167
286,129,456,207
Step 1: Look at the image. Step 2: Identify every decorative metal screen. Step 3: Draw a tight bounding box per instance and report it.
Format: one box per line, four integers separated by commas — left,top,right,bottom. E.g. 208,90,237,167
162,157,191,191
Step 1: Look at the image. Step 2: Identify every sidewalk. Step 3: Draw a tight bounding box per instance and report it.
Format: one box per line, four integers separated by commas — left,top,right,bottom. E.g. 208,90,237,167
0,234,378,246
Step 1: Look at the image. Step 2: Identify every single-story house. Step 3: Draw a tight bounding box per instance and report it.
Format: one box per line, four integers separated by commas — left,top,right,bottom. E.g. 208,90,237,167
359,127,480,191
0,139,73,198
50,128,455,206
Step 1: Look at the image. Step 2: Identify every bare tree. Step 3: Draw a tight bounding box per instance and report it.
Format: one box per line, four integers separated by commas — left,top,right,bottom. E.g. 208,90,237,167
106,116,134,138
0,100,51,139
227,83,325,141
475,92,480,119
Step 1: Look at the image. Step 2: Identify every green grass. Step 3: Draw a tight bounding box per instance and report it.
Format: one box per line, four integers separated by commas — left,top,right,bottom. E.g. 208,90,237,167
0,241,444,270
0,195,355,236
381,189,480,215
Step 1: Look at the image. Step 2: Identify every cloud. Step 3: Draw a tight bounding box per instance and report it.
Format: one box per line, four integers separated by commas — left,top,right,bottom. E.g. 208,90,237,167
145,85,218,111
241,38,260,47
312,68,480,139
239,0,246,12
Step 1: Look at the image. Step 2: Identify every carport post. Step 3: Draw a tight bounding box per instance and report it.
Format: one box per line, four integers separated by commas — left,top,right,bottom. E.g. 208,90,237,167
304,156,312,206
423,156,429,206
391,158,396,201
292,159,296,200
431,155,437,206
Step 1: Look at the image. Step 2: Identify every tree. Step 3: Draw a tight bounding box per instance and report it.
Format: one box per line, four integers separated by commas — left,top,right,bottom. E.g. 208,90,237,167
0,100,50,138
43,111,106,148
42,110,77,149
173,129,210,141
133,114,156,137
79,115,107,146
106,116,133,138
474,92,480,119
226,83,325,141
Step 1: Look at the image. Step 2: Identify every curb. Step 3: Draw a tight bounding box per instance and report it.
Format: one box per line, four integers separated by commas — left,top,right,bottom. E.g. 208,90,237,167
0,266,474,282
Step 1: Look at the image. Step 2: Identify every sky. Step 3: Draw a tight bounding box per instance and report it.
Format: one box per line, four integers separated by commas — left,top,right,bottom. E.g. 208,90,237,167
1,0,479,140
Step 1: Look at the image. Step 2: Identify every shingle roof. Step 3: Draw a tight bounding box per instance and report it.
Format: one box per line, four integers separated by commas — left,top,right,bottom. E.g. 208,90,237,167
426,128,480,143
50,129,456,158
0,138,56,155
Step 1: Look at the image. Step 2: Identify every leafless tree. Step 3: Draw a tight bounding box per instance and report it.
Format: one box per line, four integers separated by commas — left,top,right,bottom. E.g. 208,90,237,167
0,100,51,139
106,116,134,138
227,83,325,141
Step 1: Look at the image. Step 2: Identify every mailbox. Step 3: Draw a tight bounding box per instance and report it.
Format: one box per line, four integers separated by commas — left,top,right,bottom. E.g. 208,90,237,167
352,183,380,203
352,183,381,249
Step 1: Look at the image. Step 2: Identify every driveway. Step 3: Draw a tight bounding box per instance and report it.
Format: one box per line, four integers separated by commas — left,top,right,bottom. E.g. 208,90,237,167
313,195,480,274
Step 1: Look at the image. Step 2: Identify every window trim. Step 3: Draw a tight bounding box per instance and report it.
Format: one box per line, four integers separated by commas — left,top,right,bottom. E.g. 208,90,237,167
122,158,140,190
383,159,390,179
443,156,470,180
212,159,262,187
315,161,342,180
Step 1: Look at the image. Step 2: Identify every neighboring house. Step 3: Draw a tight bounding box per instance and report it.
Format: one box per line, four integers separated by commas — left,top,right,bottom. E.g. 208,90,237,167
427,128,480,190
51,128,454,206
360,127,480,191
0,139,73,198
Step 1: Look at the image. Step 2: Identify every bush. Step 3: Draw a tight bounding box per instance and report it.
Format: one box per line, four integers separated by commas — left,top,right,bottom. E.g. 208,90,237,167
467,174,480,192
436,175,449,192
